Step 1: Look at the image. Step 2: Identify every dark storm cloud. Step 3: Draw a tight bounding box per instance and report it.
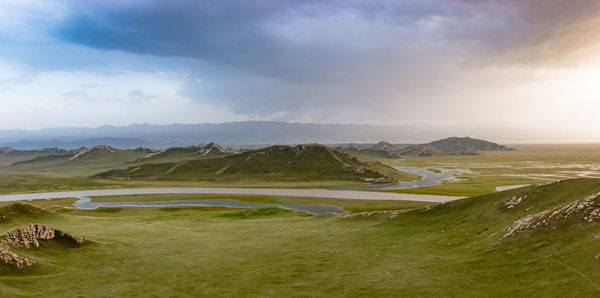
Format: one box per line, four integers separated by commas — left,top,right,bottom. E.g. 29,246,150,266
50,0,600,119
55,1,307,79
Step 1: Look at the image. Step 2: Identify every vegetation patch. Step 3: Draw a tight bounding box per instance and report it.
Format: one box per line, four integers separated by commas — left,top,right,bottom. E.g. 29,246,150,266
220,207,295,218
0,203,54,222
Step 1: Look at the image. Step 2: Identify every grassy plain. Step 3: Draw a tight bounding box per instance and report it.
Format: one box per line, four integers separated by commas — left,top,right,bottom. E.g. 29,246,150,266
1,179,600,296
376,144,600,196
0,173,380,195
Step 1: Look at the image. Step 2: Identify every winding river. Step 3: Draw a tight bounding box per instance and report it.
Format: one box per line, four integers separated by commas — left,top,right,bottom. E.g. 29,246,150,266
74,196,348,215
357,166,464,190
0,173,467,214
0,187,462,203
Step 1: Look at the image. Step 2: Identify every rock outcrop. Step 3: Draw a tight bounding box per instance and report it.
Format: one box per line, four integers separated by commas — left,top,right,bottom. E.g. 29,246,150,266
0,245,35,269
0,224,86,270
503,192,600,238
504,195,527,209
2,224,84,248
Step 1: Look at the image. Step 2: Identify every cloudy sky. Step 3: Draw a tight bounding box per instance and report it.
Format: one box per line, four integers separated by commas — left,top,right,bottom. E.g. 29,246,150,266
1,0,599,141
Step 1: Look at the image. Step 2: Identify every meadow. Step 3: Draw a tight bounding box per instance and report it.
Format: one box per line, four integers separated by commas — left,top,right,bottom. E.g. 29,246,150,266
2,178,600,296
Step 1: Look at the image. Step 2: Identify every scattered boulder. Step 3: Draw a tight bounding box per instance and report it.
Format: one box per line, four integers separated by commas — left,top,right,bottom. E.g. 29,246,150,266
342,210,404,219
504,195,527,209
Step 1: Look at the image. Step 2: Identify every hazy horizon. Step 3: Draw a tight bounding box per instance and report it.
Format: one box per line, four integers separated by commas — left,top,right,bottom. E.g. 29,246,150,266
1,1,599,142
0,120,598,146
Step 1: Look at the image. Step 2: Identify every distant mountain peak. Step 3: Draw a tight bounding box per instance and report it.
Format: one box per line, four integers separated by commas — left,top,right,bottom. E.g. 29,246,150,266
370,141,399,152
397,137,512,156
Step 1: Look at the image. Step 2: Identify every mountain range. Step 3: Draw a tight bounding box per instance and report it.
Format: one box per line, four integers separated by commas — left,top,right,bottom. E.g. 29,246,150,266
0,121,524,149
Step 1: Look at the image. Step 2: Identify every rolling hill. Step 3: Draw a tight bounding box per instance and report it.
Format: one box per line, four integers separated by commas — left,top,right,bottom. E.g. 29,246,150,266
397,137,513,156
95,144,407,183
5,145,153,174
0,147,73,167
138,142,231,163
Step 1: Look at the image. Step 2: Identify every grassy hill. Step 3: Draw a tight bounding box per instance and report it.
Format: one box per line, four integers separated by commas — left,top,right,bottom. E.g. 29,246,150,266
136,142,231,164
397,136,513,156
5,146,152,175
95,144,410,183
2,179,600,296
0,147,72,167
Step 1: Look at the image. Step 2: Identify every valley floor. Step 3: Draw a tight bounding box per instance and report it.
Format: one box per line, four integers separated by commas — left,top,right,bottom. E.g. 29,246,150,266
2,179,600,297
1,144,599,296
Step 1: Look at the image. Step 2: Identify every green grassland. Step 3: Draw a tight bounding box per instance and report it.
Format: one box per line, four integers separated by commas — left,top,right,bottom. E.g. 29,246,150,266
1,179,600,296
0,173,379,195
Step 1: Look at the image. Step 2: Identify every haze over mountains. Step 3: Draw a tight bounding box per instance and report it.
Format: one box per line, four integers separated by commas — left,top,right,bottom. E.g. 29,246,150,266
0,121,568,150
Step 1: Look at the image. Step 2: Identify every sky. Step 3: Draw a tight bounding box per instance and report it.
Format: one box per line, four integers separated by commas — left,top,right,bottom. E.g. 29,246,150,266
0,0,599,142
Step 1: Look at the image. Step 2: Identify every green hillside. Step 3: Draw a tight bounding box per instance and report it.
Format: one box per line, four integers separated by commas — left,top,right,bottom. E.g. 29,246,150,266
5,146,152,175
136,142,231,164
0,147,72,167
2,179,600,296
95,144,408,183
